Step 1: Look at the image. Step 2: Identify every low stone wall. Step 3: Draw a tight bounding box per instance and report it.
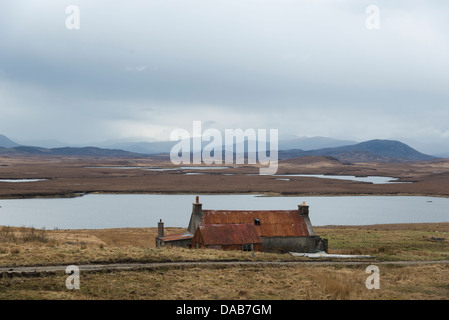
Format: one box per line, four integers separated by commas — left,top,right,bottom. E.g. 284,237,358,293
261,236,327,253
156,238,192,248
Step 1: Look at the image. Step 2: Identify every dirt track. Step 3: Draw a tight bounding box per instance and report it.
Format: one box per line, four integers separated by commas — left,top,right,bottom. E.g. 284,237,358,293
2,260,449,275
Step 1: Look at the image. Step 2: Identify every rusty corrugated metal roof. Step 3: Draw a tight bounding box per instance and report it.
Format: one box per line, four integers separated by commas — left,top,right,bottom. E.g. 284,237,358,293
201,210,310,237
197,224,261,245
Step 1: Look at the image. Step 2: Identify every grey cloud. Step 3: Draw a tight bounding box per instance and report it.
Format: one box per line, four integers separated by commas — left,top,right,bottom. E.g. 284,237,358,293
0,0,448,151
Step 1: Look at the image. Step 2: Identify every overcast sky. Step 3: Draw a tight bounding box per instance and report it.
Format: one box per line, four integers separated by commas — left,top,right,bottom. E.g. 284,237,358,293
1,0,448,153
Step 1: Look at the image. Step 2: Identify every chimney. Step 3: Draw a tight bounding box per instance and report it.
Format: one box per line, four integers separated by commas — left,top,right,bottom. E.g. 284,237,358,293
188,196,203,234
158,219,164,239
298,201,315,236
298,201,309,217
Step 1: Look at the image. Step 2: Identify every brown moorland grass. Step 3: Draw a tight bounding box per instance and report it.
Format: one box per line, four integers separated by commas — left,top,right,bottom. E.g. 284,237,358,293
1,264,448,300
1,156,449,198
1,223,449,268
1,224,449,300
317,223,449,261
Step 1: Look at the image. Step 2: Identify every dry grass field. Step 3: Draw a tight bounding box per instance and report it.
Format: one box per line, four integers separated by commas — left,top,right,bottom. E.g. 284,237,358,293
0,224,448,300
1,260,449,300
1,223,449,268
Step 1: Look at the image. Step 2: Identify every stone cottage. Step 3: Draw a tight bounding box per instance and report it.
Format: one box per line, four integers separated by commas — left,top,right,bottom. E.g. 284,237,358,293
156,196,327,253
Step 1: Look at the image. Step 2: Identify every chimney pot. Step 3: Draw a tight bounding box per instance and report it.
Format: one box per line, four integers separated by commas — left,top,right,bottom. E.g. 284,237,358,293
298,202,309,217
158,219,164,239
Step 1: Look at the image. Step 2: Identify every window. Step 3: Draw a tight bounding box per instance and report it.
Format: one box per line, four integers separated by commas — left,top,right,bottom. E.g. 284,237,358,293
254,218,261,226
242,244,254,252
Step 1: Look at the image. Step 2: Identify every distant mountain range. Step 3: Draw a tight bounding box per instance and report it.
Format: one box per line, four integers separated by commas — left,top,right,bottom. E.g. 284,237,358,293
0,145,140,157
0,133,442,162
0,134,140,157
14,135,359,154
278,139,436,163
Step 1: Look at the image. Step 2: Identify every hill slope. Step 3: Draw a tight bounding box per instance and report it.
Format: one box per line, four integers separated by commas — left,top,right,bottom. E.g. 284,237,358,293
0,134,19,148
346,140,435,161
278,140,435,163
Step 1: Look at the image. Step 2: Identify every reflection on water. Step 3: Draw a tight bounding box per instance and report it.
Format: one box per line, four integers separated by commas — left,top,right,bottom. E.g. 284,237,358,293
0,194,447,229
85,166,230,171
275,174,411,184
0,179,48,183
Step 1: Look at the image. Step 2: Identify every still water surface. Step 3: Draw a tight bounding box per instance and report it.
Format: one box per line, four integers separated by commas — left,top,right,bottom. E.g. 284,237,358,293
0,194,447,229
0,179,49,183
275,174,410,184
